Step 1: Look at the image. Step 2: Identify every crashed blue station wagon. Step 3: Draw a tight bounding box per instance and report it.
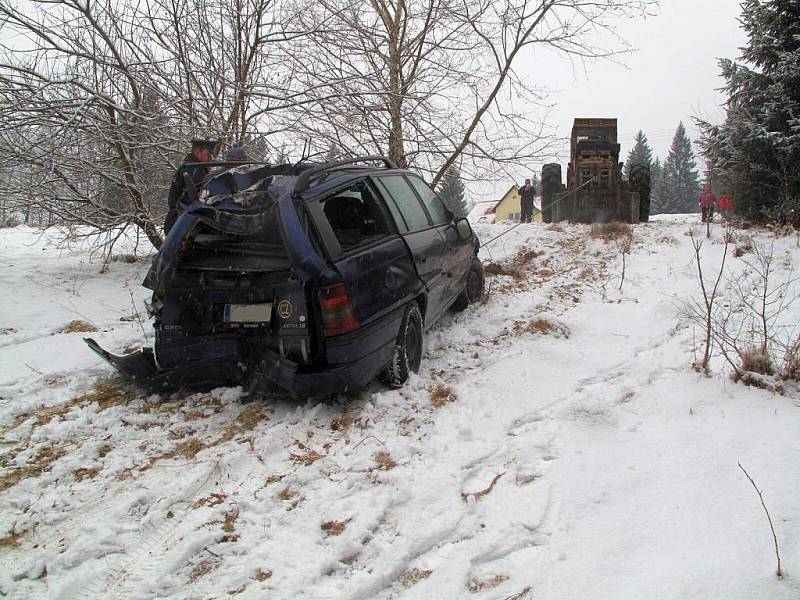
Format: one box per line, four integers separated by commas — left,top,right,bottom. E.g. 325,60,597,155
87,156,484,397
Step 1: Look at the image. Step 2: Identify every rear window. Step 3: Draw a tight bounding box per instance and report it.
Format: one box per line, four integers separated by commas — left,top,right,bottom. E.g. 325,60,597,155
180,205,291,273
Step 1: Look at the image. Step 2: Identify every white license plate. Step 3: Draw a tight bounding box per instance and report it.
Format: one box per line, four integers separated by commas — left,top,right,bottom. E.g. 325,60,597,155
225,303,272,323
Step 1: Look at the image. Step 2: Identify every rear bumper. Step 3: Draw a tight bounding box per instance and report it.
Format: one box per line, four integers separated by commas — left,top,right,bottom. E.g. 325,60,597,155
85,334,394,398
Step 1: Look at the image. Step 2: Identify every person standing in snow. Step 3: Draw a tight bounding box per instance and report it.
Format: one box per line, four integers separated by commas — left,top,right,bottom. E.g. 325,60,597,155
698,184,717,223
718,192,731,220
164,139,218,234
518,178,536,223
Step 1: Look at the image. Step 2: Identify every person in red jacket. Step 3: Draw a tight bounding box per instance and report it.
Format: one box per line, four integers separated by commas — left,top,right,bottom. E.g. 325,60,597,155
718,192,731,220
698,184,717,223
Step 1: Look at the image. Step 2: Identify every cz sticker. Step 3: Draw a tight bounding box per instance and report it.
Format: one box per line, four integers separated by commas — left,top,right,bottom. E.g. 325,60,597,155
277,300,293,319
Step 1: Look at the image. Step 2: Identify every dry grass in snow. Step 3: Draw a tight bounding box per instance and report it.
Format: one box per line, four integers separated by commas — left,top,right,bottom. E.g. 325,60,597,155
400,568,432,587
513,318,571,338
373,450,397,470
590,221,633,242
468,574,510,592
321,518,351,537
429,383,456,408
61,319,98,333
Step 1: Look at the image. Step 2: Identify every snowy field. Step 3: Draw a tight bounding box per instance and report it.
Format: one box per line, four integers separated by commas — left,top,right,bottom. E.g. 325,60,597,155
1,216,799,600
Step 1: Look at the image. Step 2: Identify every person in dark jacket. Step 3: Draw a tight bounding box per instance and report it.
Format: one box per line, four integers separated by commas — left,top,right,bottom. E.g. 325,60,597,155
164,139,217,234
518,178,536,223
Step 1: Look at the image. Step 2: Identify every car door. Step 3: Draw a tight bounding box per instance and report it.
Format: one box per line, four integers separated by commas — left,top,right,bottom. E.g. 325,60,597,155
306,178,419,329
405,174,474,303
372,174,450,326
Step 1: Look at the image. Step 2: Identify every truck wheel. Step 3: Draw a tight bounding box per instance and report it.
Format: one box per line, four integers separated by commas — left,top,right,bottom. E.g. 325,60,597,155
541,163,562,223
450,258,485,312
630,163,651,222
381,302,423,388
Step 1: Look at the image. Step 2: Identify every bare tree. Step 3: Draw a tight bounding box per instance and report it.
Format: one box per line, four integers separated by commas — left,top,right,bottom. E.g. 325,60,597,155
289,0,657,186
712,239,797,387
684,227,730,374
682,231,799,388
0,0,305,254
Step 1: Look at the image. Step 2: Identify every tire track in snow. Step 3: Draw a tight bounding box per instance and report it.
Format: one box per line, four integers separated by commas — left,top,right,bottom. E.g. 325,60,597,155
75,408,296,600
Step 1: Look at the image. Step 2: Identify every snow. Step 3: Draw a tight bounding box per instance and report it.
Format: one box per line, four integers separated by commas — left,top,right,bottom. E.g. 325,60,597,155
1,217,799,599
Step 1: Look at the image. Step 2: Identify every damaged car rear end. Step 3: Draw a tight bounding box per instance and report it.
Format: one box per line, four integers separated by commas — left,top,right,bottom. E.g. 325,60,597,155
87,157,483,397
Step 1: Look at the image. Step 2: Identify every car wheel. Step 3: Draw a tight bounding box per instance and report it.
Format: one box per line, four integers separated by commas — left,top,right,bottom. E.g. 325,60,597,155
380,302,423,388
450,258,485,312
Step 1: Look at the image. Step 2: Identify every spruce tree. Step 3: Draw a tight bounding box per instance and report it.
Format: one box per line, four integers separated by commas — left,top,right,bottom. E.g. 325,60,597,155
650,157,668,214
624,130,654,179
437,165,469,217
659,122,700,213
696,0,800,224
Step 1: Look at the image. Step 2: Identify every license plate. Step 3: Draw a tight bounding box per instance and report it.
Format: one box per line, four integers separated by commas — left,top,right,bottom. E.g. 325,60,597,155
224,303,272,324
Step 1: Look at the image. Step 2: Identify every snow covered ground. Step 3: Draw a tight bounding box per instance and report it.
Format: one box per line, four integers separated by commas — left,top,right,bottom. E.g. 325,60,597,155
1,216,798,600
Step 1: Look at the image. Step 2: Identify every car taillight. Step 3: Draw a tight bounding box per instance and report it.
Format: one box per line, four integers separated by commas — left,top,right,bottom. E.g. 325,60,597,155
318,283,359,335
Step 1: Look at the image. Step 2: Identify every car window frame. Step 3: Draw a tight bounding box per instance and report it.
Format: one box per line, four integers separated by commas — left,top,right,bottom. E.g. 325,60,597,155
405,174,453,226
307,177,403,261
371,173,436,233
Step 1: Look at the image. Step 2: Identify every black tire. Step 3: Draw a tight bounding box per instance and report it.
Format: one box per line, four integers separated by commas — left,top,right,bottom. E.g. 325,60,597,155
630,163,651,223
451,258,485,312
380,302,423,388
541,163,562,224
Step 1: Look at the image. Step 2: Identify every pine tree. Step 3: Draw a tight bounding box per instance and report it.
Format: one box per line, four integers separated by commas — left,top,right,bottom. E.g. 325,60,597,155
436,165,469,217
696,0,800,224
658,122,700,213
650,157,668,214
624,130,654,179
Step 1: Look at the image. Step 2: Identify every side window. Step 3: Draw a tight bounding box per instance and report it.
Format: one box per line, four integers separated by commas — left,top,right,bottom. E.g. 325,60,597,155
321,182,391,251
407,175,451,225
374,175,431,232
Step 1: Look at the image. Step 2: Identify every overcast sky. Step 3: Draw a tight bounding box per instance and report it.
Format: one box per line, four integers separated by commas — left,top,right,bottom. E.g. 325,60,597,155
502,0,749,194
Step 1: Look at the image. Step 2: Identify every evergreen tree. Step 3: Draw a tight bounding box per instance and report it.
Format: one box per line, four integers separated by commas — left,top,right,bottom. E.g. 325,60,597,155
696,0,800,224
624,130,654,179
437,165,469,217
650,157,668,214
658,122,701,213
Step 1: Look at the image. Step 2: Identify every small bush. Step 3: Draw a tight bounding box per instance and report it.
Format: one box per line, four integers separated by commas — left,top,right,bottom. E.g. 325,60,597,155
781,338,800,381
739,346,773,375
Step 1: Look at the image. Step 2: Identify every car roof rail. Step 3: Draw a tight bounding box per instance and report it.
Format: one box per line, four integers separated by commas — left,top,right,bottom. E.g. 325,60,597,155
292,155,398,196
